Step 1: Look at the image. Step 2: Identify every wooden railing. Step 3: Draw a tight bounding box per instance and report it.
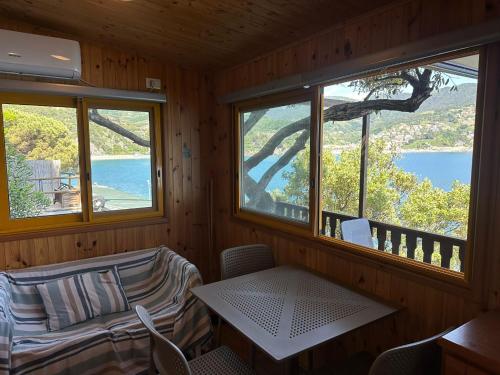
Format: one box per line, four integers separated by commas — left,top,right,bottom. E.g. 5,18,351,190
274,201,466,272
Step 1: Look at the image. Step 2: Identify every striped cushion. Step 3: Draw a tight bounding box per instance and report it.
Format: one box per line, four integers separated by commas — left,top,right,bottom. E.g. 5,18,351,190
36,267,130,331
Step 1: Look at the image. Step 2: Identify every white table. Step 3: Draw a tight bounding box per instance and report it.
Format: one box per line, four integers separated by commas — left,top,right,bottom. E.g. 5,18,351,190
191,265,398,362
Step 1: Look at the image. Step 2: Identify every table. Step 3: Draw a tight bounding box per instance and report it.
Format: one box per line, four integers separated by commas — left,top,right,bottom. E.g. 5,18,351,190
191,265,397,362
438,311,500,375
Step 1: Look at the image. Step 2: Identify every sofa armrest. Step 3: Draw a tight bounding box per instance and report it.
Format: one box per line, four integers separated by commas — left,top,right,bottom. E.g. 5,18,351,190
0,275,13,375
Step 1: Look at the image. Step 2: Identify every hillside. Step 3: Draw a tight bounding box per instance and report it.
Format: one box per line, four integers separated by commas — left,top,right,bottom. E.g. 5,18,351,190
245,83,477,154
5,105,150,156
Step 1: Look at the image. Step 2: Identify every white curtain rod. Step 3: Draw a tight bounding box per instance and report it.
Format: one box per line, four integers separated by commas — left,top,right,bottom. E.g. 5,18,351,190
219,18,500,104
0,79,167,103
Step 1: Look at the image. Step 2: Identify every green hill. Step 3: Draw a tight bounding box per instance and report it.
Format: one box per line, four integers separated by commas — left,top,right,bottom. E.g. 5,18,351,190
245,83,477,154
4,105,150,156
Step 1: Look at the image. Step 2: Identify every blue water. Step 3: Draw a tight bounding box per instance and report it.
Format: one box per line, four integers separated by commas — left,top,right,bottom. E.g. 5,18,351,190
91,158,152,199
249,152,473,192
84,152,472,199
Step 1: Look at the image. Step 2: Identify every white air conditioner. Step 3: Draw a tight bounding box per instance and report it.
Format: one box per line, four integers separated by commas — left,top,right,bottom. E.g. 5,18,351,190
0,29,81,79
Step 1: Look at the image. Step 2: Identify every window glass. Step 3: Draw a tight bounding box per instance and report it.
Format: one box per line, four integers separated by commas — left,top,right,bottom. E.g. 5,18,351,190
321,95,363,218
240,100,312,223
2,104,81,219
320,53,479,272
88,108,154,212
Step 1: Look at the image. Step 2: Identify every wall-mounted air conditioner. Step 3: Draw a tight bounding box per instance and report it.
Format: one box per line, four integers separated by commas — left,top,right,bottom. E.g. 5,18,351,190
0,29,81,80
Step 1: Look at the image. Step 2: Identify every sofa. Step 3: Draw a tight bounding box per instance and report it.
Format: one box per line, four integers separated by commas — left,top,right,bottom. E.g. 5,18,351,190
0,246,212,374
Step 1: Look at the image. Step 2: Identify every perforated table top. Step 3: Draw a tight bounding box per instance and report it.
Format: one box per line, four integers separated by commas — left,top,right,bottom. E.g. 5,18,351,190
192,266,397,362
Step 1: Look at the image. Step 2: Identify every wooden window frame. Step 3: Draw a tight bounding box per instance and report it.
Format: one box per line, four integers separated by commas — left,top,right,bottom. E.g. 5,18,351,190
232,48,486,287
0,93,164,236
233,88,320,238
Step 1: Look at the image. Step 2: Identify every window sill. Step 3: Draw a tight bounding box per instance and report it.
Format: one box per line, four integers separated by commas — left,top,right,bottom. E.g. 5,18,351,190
0,215,168,242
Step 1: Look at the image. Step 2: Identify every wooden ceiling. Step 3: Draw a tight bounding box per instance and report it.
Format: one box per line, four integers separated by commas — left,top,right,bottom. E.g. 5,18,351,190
0,0,397,69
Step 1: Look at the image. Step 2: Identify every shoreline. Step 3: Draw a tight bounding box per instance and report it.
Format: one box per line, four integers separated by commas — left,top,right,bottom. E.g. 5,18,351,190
320,145,472,154
91,154,150,160
245,147,473,157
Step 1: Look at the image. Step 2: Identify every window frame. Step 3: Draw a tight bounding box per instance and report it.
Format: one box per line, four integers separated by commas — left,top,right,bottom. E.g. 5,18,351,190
0,93,164,235
82,98,164,223
232,48,485,285
233,89,320,237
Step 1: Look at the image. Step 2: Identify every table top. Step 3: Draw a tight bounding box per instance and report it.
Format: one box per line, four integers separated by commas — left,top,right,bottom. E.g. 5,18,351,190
191,265,397,361
438,311,500,374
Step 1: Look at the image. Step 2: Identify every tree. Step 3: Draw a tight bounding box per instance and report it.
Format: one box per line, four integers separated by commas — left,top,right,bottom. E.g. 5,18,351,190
3,109,79,171
242,67,448,209
282,140,469,238
401,179,469,238
5,143,51,218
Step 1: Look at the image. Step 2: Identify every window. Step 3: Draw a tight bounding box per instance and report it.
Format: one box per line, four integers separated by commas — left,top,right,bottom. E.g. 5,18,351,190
234,51,482,276
320,52,479,272
236,92,316,227
86,102,159,214
0,95,163,233
2,101,81,219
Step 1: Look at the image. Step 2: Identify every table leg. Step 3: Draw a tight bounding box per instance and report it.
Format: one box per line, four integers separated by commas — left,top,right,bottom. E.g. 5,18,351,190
281,356,300,375
250,344,256,369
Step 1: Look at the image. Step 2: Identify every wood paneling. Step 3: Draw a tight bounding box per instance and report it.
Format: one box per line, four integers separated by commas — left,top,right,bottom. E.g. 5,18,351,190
210,0,500,366
0,17,211,277
0,0,396,69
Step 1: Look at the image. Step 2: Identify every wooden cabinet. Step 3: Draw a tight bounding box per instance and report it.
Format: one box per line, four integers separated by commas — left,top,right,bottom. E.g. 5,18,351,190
439,312,500,375
443,354,491,375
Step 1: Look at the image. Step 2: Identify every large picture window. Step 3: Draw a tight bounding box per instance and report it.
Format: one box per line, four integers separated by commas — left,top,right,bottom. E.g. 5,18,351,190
0,94,163,233
234,51,482,276
319,52,479,272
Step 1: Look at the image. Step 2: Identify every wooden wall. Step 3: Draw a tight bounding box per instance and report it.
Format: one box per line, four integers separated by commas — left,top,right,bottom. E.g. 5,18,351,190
210,0,500,365
0,17,212,276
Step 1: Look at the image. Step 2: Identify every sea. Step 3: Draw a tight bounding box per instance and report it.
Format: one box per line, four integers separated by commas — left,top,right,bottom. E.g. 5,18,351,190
87,152,473,199
247,152,473,192
91,158,153,199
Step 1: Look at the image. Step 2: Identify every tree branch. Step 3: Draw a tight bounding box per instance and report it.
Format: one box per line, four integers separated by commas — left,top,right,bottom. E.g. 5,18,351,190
256,130,310,190
244,117,310,171
242,68,434,198
243,109,268,135
89,109,150,148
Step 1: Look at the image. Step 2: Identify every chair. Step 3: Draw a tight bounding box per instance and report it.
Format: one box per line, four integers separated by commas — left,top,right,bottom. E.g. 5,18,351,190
135,305,254,375
218,244,275,366
220,244,275,280
309,328,452,375
368,328,454,375
341,218,374,248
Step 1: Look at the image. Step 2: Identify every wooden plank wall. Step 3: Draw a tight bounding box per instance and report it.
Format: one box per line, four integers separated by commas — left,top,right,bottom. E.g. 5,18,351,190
210,0,500,365
0,17,211,277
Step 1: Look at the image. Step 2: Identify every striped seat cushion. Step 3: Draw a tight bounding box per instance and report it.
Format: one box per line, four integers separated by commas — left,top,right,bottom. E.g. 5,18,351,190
36,267,130,331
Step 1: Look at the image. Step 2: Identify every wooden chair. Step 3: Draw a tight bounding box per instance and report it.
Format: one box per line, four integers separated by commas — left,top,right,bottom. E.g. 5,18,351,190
135,305,254,375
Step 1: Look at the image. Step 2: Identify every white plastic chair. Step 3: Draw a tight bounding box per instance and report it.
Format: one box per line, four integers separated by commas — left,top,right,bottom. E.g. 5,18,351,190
341,218,374,248
135,305,254,375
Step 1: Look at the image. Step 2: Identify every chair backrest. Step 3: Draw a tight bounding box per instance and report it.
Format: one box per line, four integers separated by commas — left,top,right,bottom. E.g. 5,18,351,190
341,218,374,248
220,244,274,280
135,305,191,375
368,328,454,375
